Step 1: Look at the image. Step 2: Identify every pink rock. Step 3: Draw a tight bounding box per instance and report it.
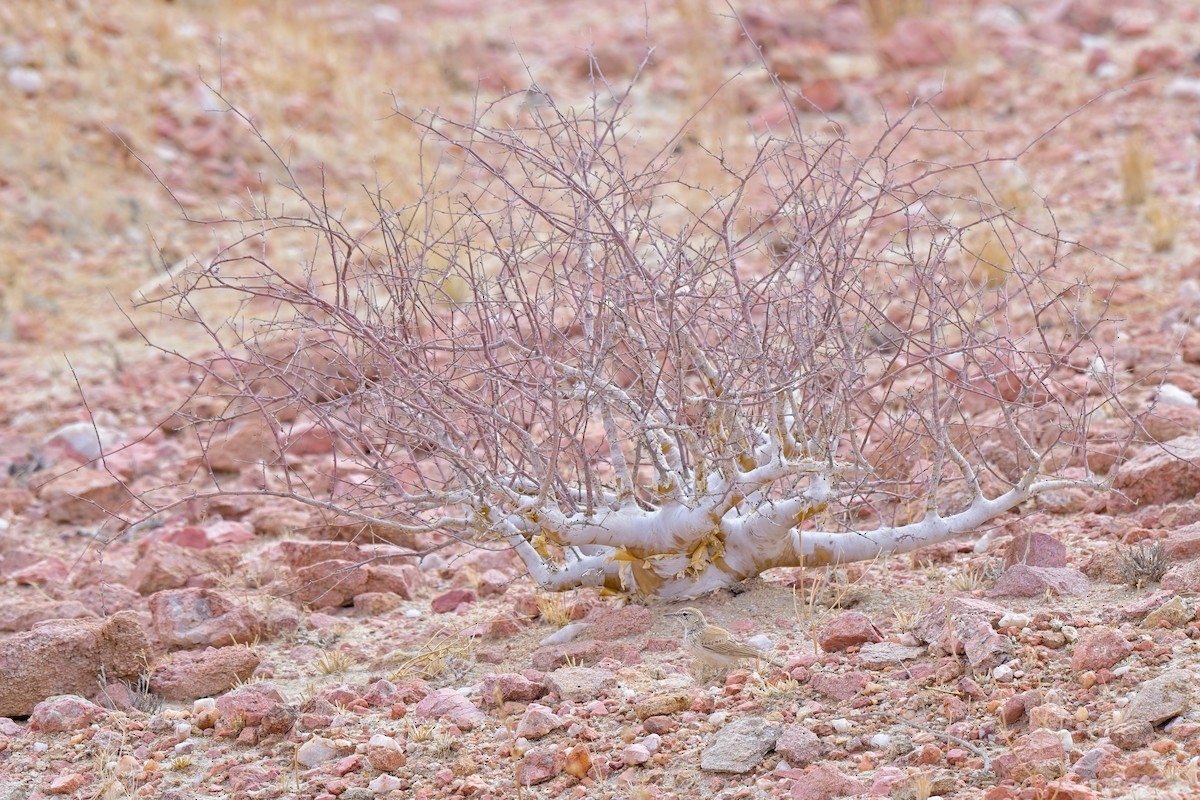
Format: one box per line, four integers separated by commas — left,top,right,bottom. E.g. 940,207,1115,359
38,468,133,524
0,487,33,514
587,604,653,640
623,743,652,765
10,557,69,586
775,724,821,766
960,616,1013,670
128,543,213,595
1113,436,1200,507
478,672,547,706
294,559,370,608
0,611,149,716
516,747,566,786
367,734,406,772
204,519,256,545
45,772,86,795
516,703,563,739
1070,628,1131,671
413,687,485,729
809,671,868,701
989,565,1090,597
352,592,403,616
149,587,299,648
1109,720,1153,750
877,18,956,68
431,588,476,614
1142,405,1200,443
0,598,95,632
996,728,1066,780
150,646,262,701
284,421,336,456
789,761,865,799
203,419,281,473
1163,560,1200,592
1164,522,1200,560
29,695,107,732
816,612,882,652
477,568,513,597
215,682,287,727
228,764,272,793
363,564,421,600
1003,531,1067,568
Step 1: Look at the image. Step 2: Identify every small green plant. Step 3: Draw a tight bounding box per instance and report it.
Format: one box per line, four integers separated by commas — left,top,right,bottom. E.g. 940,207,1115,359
1118,540,1170,589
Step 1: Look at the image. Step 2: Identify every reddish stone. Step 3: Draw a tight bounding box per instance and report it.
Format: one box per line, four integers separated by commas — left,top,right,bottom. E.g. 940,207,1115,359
478,672,547,706
215,682,287,728
1113,436,1200,507
0,611,149,717
1070,628,1132,671
294,559,370,608
413,687,485,729
878,18,956,68
0,487,33,514
150,646,262,701
997,728,1066,780
989,565,1090,597
149,587,299,649
45,773,86,795
516,747,566,786
817,612,882,652
10,557,69,586
128,543,213,595
29,695,107,732
431,588,476,614
39,468,133,524
1003,531,1067,569
588,604,652,640
810,671,868,701
789,762,865,799
363,564,421,600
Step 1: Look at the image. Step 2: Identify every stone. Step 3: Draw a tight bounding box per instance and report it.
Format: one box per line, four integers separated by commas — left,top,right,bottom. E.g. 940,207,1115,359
517,747,566,785
0,611,149,717
810,671,869,701
995,728,1066,780
431,588,476,613
515,703,562,739
149,587,299,648
367,734,406,772
39,468,133,524
203,419,281,472
857,641,924,668
878,18,956,68
1109,720,1154,750
1113,436,1200,507
959,616,1013,670
788,762,865,799
775,724,821,767
0,598,96,632
701,716,783,773
545,667,617,703
587,604,653,640
150,646,261,701
215,682,287,728
564,743,592,779
296,735,338,768
29,695,107,732
478,672,547,706
817,611,882,652
293,559,370,608
1124,669,1192,725
127,543,212,595
989,565,1090,597
634,691,691,720
1070,629,1131,672
1144,596,1194,628
1003,531,1067,568
363,564,422,600
413,687,485,729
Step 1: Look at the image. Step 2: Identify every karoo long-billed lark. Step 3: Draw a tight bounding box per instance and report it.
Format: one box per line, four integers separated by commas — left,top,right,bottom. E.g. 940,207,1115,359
666,607,781,676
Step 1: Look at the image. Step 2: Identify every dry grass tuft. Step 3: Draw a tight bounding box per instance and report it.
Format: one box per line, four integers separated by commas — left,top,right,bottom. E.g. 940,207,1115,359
1121,128,1154,207
860,0,930,35
310,649,357,676
1118,540,1170,589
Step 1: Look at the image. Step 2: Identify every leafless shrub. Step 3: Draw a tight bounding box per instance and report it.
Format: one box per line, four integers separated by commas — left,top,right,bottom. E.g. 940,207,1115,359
131,61,1132,600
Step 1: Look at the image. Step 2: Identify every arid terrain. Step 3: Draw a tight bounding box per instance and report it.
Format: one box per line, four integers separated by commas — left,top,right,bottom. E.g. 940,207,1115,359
5,1,1200,798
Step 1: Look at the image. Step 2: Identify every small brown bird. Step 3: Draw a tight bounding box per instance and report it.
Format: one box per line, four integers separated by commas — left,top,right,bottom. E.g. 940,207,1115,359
666,606,781,672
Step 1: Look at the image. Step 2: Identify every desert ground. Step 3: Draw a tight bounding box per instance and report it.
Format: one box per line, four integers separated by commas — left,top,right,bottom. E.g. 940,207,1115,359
4,1,1200,798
